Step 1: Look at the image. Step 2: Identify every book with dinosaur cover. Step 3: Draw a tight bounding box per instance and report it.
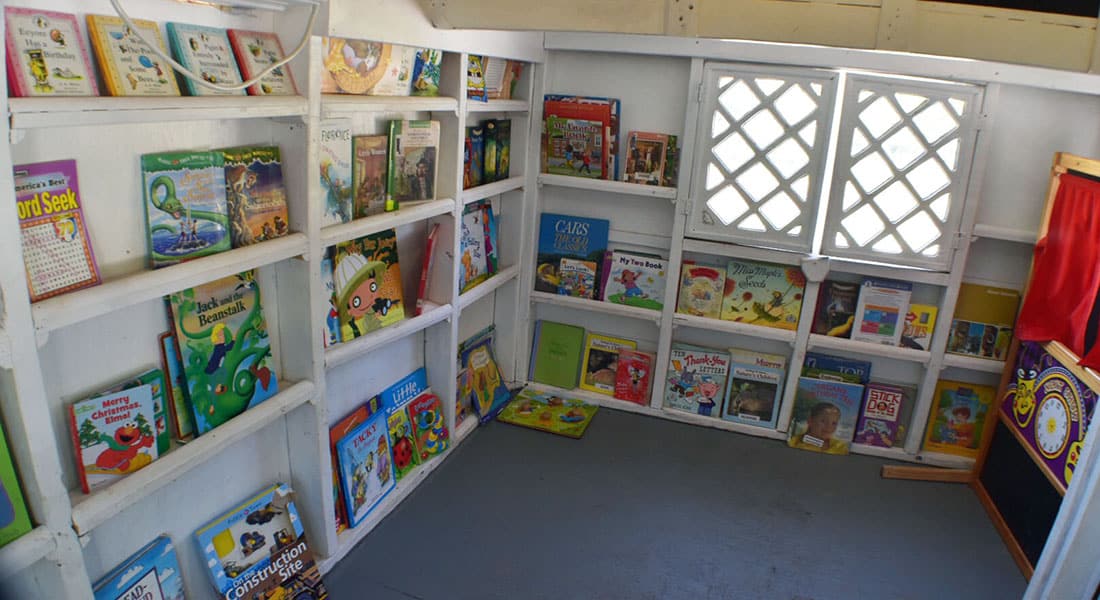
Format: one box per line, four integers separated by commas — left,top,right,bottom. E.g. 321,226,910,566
167,270,279,435
721,259,806,330
923,380,996,458
93,535,184,600
68,383,157,493
336,411,395,527
5,7,98,97
352,135,389,218
159,332,195,440
534,213,609,294
331,229,405,340
497,388,599,439
580,333,637,396
811,279,859,338
602,251,667,311
664,344,730,417
529,320,586,390
614,349,654,405
142,150,230,268
319,120,353,227
387,120,440,210
851,278,913,346
676,264,725,319
226,29,297,96
165,22,243,96
787,376,863,455
223,145,289,247
723,348,787,429
86,14,179,96
407,392,449,460
0,420,32,548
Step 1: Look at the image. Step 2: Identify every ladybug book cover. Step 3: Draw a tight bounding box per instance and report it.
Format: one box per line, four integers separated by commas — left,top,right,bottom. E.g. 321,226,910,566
336,412,396,527
86,14,179,97
167,270,279,435
194,483,327,599
329,406,369,532
93,535,183,600
331,229,405,341
0,419,32,547
407,392,449,461
923,380,995,458
602,251,667,311
535,213,609,294
5,7,98,97
676,264,724,319
226,29,297,96
496,387,599,439
142,150,230,268
165,23,243,96
721,259,805,330
382,368,427,480
664,344,730,418
222,145,289,248
68,383,157,493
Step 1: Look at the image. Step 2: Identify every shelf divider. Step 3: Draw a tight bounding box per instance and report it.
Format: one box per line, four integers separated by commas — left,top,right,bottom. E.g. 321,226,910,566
320,94,458,117
0,526,55,578
465,99,530,113
460,176,525,205
457,265,519,309
942,353,1007,374
672,313,797,344
807,333,932,364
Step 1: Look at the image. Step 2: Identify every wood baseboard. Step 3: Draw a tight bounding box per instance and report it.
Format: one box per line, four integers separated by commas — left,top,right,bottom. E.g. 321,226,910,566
880,465,973,483
972,480,1035,579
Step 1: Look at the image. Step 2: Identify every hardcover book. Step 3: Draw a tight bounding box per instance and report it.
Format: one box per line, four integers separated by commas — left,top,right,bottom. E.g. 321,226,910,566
387,120,440,210
194,483,327,598
159,332,195,440
811,279,859,338
557,258,597,298
900,303,938,351
613,349,654,405
0,420,32,548
226,29,297,96
723,348,787,429
410,48,442,96
223,146,289,247
923,380,995,458
495,119,512,181
721,259,805,330
69,383,157,493
460,336,511,423
93,535,184,600
623,131,669,186
14,159,100,302
321,249,341,347
416,223,440,316
352,135,389,218
381,368,427,480
464,125,485,189
528,320,586,390
165,23,243,96
336,411,396,527
787,376,864,455
580,333,637,396
676,264,725,319
86,15,180,96
5,7,98,97
96,369,171,455
852,381,908,448
330,406,369,532
167,270,279,434
543,94,619,179
602,251,667,311
331,229,405,340
802,352,872,385
545,116,604,178
484,120,499,183
142,150,230,268
851,278,913,346
321,38,417,96
319,120,353,227
407,392,449,460
664,344,730,417
534,213,609,294
497,388,599,439
460,200,491,293
947,283,1020,360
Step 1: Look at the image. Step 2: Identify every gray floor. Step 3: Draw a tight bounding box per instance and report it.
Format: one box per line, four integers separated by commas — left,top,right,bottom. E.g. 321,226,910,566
326,409,1026,600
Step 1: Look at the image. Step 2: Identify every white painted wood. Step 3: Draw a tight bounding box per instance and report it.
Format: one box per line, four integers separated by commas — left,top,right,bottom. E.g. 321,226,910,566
324,303,453,369
672,313,798,344
320,94,459,117
530,291,662,324
466,99,530,114
971,223,1037,244
457,265,520,309
0,526,54,579
681,238,805,266
10,96,308,130
850,443,976,469
461,176,525,205
826,257,952,286
320,199,455,246
538,173,678,199
808,334,931,364
941,353,1005,374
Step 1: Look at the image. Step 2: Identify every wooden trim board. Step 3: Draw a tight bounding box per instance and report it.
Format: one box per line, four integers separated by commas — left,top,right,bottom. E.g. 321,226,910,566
881,465,972,483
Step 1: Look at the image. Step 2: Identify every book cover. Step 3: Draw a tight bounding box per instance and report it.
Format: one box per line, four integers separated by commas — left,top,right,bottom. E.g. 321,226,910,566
602,251,667,311
484,120,499,183
460,336,511,423
464,125,485,189
787,376,864,455
194,483,327,598
496,119,512,181
410,48,442,96
811,280,859,337
352,135,388,218
336,412,395,527
597,250,614,300
0,420,32,548
534,213,610,294
900,303,938,351
329,406,369,532
482,56,523,100
320,249,342,348
69,384,157,493
167,270,279,434
321,38,416,96
331,229,405,340
948,283,1020,360
319,120,353,227
613,349,654,405
676,263,724,319
802,352,872,384
86,15,179,96
484,203,499,277
223,146,289,247
13,159,100,302
141,150,230,268
723,348,787,429
923,380,995,458
497,388,599,439
557,258,597,298
460,201,491,293
93,535,183,600
664,344,730,417
96,369,171,456
580,333,637,396
852,382,908,448
226,29,297,96
387,120,440,210
545,116,604,178
5,7,98,97
851,278,913,346
381,368,428,480
466,55,486,102
379,368,429,413
528,320,586,390
165,23,243,96
720,259,805,330
544,95,618,179
407,392,449,460
624,131,669,185
664,134,680,187
416,223,440,316
159,332,195,440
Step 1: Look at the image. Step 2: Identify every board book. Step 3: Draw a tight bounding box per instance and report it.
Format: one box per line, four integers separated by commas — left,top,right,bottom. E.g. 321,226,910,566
676,263,724,319
851,278,913,346
352,134,389,218
69,383,157,493
223,145,289,247
923,379,996,458
787,376,864,455
900,303,938,351
5,7,98,97
852,382,907,448
13,159,100,302
142,150,230,268
331,229,405,340
664,344,731,417
723,348,787,429
529,320,586,390
165,23,243,96
721,259,805,330
460,200,491,293
408,392,449,460
159,332,195,440
86,14,180,96
330,406,369,532
226,29,297,96
319,120,353,227
497,388,599,439
387,120,440,210
811,279,859,338
336,411,396,527
460,335,511,423
602,251,667,311
381,368,428,480
0,420,32,548
534,213,609,294
557,258,597,298
623,131,669,185
580,333,637,396
195,483,327,599
167,270,279,435
93,535,184,600
321,38,417,96
614,349,654,405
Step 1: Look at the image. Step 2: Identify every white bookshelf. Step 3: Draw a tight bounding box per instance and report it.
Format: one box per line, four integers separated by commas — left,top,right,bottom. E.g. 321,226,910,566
320,199,455,246
465,98,529,113
537,173,678,200
320,94,459,117
531,291,663,323
8,96,309,130
324,302,453,369
0,526,54,579
672,313,798,344
461,175,525,205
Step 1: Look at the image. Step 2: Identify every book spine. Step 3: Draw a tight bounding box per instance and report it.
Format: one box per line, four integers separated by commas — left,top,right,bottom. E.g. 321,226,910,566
68,405,91,494
4,15,27,97
415,223,439,316
226,30,257,96
386,121,400,212
86,17,120,96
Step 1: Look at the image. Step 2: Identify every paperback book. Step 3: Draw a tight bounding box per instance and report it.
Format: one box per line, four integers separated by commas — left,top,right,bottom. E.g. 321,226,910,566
947,283,1020,360
460,335,511,423
226,29,297,96
851,278,913,346
223,145,290,247
387,120,440,209
352,135,389,218
382,369,428,480
528,320,586,389
142,150,230,268
159,332,195,440
676,264,725,319
811,279,859,338
69,383,157,493
408,392,449,460
557,258,597,298
331,229,405,340
165,23,243,96
534,213,609,294
0,420,32,548
723,348,787,429
580,333,637,396
5,7,98,97
923,380,996,458
330,406,369,532
900,303,938,351
614,349,654,405
602,251,667,310
544,116,604,178
464,125,485,189
466,55,486,102
86,14,180,96
852,381,908,448
460,200,491,293
321,249,341,347
543,94,620,179
802,352,872,384
336,411,396,527
721,259,805,330
664,344,730,417
319,120,353,227
93,535,184,600
322,38,417,96
787,376,864,455
495,119,512,181
497,388,599,439
410,48,442,96
623,131,669,185
484,120,500,183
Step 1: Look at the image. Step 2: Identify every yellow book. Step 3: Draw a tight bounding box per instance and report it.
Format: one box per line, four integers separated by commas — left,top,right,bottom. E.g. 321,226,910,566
900,303,938,351
948,283,1020,359
922,379,996,458
86,15,180,96
580,332,637,396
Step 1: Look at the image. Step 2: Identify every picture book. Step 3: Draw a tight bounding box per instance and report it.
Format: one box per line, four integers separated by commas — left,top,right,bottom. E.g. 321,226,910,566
720,259,805,330
811,279,859,338
580,333,637,396
96,369,170,455
947,283,1020,360
802,352,872,384
167,270,279,434
484,203,499,276
381,368,427,480
226,29,297,96
535,213,610,294
416,223,440,316
194,483,327,599
851,278,913,346
529,320,586,390
86,15,180,96
352,135,389,218
69,383,157,493
723,348,787,429
159,332,194,440
387,120,440,210
602,251,667,311
900,303,938,351
460,201,491,293
93,535,184,600
544,94,619,179
664,134,680,187
336,411,396,527
464,125,485,188
624,131,669,186
322,38,416,96
410,48,442,96
321,249,342,347
676,264,725,319
484,120,500,183
0,420,32,548
141,150,230,268
319,120,353,227
481,56,524,100
14,159,100,302
787,377,864,455
664,344,730,417
331,229,405,340
223,145,290,247
545,116,605,178
460,336,511,423
407,392,449,460
557,258,597,298
5,7,98,97
379,368,429,412
497,388,599,439
466,55,487,102
165,23,243,96
614,349,654,405
496,119,512,181
852,381,908,448
923,380,996,458
330,406,369,532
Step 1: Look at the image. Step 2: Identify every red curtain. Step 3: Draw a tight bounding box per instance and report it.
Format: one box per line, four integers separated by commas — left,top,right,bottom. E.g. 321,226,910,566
1017,173,1100,369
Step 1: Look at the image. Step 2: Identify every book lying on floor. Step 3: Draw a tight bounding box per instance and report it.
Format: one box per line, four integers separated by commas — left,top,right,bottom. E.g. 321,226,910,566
497,388,599,439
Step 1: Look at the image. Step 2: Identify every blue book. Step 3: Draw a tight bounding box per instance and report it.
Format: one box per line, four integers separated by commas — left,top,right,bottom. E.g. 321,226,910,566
94,535,183,600
165,23,244,96
802,352,872,384
534,213,610,294
459,336,511,424
380,368,429,414
336,412,396,527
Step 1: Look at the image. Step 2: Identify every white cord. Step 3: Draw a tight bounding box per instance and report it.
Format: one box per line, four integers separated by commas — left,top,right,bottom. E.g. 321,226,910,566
107,0,318,93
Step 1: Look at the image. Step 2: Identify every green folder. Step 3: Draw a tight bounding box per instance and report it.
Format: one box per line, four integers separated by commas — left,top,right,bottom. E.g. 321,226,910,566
0,420,32,547
529,321,586,390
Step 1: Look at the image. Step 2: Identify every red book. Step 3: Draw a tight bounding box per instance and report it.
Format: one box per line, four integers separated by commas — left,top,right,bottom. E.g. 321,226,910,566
329,406,369,532
543,97,612,178
416,222,440,316
614,350,654,405
226,29,298,96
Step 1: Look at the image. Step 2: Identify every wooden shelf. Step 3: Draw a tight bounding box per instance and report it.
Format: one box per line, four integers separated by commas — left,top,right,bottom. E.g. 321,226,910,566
537,173,677,199
0,526,54,578
465,99,530,113
69,380,314,535
461,176,525,205
320,94,458,117
32,234,308,334
942,353,1007,374
457,265,519,309
9,96,308,130
530,291,662,323
672,313,798,344
972,224,1037,244
320,199,455,246
681,237,804,266
808,334,932,364
325,303,453,369
826,257,951,286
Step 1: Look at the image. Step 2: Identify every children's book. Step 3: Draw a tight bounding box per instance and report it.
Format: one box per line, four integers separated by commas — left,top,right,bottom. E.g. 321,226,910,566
13,159,100,302
802,352,872,384
466,55,487,101
614,349,654,405
947,283,1020,360
528,320,586,389
93,535,184,600
223,145,289,247
410,48,442,96
676,264,725,319
496,119,512,181
159,332,195,440
852,381,908,448
787,376,864,455
623,131,669,186
195,483,327,598
0,420,32,548
923,380,996,458
484,203,499,276
811,279,859,337
387,120,440,210
416,223,440,316
142,150,230,268
460,336,511,423
5,7,98,97
557,258,597,298
544,94,620,179
319,120,353,227
664,134,680,187
497,388,599,439
69,383,157,493
484,120,500,183
723,348,787,429
96,369,171,455
851,278,913,346
900,303,938,351
165,23,243,96
721,259,805,330
407,392,449,460
534,213,610,294
460,201,491,293
322,38,416,95
602,251,667,311
580,333,637,396
352,135,389,218
379,368,429,414
320,249,341,347
167,270,279,434
381,368,428,480
336,412,396,527
464,125,485,189
664,344,730,417
330,406,369,532
481,57,524,100
86,15,179,96
226,29,297,96
545,116,605,178
331,229,405,340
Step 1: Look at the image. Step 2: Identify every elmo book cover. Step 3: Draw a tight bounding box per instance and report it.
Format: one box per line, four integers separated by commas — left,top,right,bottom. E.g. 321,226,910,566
69,383,157,493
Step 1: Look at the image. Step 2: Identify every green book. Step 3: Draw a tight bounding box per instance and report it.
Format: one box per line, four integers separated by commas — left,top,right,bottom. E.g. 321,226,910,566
529,320,586,389
142,150,230,269
0,420,33,547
